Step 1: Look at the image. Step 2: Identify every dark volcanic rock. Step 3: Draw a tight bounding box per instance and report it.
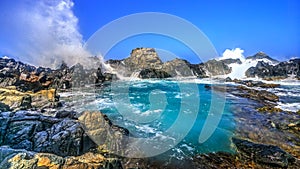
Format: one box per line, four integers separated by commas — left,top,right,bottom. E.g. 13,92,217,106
211,85,279,106
0,111,96,157
232,79,280,88
51,62,106,90
232,138,296,167
0,57,109,92
0,110,130,158
138,68,171,79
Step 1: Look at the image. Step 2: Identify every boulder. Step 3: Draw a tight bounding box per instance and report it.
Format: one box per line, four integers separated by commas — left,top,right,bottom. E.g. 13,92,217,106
78,111,129,156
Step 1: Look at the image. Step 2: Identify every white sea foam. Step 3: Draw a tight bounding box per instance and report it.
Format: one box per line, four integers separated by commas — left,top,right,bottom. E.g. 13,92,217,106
275,102,300,112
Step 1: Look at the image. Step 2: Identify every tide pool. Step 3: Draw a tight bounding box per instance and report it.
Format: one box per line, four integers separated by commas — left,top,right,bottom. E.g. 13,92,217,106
94,80,235,159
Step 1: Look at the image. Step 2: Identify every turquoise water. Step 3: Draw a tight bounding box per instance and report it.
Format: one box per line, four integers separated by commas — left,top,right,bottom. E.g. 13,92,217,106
95,80,235,159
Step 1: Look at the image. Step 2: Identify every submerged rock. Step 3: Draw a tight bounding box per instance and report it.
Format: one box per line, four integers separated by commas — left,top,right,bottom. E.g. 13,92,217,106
232,138,296,167
257,106,283,113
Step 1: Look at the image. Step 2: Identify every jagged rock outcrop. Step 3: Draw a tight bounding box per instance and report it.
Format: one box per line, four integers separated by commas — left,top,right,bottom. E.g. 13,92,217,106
0,146,123,169
0,57,109,92
246,58,300,79
50,62,107,89
0,111,96,156
125,48,163,71
107,48,165,78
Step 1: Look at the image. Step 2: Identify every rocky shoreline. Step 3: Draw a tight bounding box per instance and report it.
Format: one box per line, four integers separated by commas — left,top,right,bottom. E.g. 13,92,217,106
0,51,300,168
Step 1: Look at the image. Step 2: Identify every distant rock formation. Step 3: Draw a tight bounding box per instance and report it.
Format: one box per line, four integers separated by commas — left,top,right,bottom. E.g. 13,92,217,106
246,51,279,63
106,48,297,79
107,48,229,78
246,58,300,79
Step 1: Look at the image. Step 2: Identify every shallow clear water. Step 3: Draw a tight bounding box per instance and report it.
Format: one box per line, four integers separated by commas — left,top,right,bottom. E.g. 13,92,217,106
92,80,236,159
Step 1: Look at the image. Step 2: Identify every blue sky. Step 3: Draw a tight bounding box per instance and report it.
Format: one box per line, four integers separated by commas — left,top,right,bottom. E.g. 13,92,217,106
0,0,299,65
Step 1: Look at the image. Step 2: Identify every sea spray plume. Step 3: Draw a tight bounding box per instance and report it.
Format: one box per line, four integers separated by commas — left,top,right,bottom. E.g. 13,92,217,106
217,48,278,79
218,48,245,61
0,0,90,68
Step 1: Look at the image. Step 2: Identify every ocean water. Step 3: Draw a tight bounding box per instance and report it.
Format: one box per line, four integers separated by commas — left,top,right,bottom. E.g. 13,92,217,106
93,80,235,159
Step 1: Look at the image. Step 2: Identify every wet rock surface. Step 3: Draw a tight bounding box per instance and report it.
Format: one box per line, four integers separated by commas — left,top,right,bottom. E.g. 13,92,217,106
211,84,279,106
